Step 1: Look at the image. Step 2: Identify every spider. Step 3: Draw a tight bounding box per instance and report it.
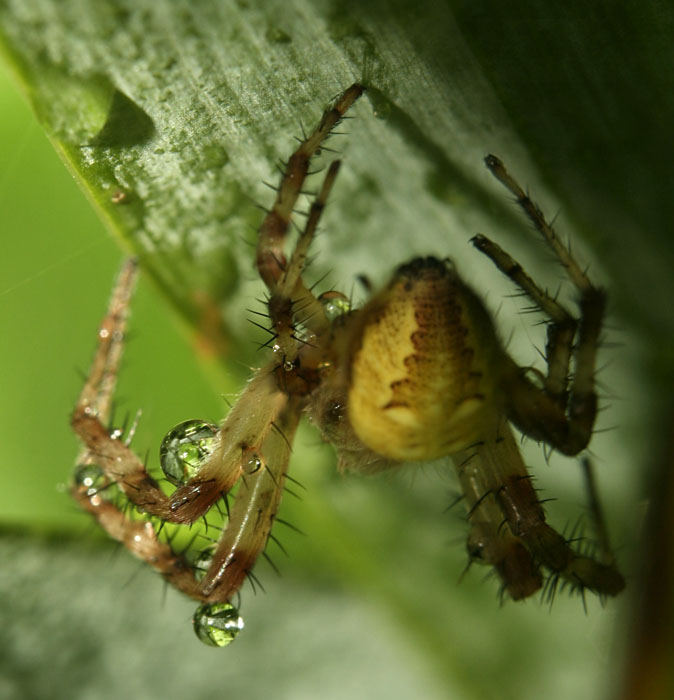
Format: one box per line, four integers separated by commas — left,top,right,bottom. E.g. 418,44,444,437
71,83,624,647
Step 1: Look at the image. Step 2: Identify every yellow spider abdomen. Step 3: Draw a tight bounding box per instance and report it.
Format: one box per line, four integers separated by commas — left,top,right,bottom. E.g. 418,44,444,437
347,258,502,462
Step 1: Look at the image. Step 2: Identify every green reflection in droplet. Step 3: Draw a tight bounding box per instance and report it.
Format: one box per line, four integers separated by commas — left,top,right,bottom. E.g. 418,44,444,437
192,547,215,582
193,602,244,647
73,463,105,496
242,452,262,474
159,419,218,487
319,291,351,321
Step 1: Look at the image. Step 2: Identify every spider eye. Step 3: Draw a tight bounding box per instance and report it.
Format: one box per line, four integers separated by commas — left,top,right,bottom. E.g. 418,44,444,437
159,419,219,486
192,602,244,647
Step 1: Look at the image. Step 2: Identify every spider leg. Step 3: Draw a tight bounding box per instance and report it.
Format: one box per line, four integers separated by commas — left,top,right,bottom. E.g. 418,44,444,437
73,258,138,428
579,457,620,569
471,233,577,404
475,156,606,455
71,261,203,594
268,159,342,359
453,418,625,597
72,259,170,514
278,159,341,297
71,264,287,524
166,366,288,523
199,397,301,602
71,263,300,603
256,83,363,292
456,445,543,599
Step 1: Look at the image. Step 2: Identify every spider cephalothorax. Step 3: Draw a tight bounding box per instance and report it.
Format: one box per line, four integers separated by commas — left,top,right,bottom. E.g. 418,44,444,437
71,83,623,647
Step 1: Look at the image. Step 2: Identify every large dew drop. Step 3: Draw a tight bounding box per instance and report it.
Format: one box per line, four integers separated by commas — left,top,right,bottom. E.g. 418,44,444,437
159,419,218,486
193,602,244,647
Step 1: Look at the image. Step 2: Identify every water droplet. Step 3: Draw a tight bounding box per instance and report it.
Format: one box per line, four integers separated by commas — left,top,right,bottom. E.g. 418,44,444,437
159,419,218,486
242,452,262,474
193,547,215,582
368,90,393,121
319,291,351,320
73,464,105,497
193,602,244,647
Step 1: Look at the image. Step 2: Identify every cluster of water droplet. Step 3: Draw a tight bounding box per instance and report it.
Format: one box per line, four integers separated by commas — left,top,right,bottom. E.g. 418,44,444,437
159,419,218,486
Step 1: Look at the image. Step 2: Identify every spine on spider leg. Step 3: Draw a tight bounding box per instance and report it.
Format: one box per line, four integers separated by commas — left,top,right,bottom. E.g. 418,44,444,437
256,83,364,290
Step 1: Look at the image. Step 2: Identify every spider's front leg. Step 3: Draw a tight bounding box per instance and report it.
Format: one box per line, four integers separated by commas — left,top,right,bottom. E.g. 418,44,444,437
257,84,364,362
71,260,203,592
71,84,365,645
70,260,297,644
474,155,605,456
71,267,286,529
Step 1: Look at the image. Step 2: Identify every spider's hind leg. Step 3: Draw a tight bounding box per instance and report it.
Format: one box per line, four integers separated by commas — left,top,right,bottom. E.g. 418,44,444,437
474,156,606,456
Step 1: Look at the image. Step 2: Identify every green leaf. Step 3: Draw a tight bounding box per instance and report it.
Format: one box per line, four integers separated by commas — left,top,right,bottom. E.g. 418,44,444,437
2,1,672,698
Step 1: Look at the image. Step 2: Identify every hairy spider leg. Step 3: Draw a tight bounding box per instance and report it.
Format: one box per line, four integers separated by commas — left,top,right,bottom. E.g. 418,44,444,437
580,457,621,570
456,440,543,600
73,259,138,428
453,416,624,598
193,97,363,601
256,83,363,291
463,157,623,596
71,258,166,512
69,260,303,602
71,260,208,594
267,160,343,359
198,396,301,601
257,84,364,362
70,264,287,526
476,156,605,455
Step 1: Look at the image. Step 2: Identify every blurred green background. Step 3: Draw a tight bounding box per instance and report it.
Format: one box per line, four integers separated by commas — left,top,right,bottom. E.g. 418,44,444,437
1,1,672,698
